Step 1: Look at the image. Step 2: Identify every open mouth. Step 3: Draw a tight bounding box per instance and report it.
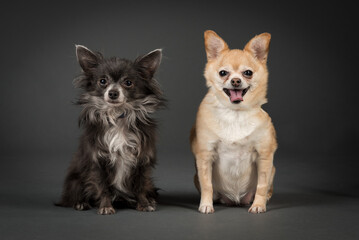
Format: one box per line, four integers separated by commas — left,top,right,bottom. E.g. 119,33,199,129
223,87,250,104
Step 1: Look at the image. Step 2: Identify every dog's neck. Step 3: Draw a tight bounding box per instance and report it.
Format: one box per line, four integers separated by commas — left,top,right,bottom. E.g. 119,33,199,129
118,112,126,119
105,110,127,126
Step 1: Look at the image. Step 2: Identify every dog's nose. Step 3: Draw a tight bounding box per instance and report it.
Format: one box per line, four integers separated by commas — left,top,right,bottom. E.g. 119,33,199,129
231,78,241,87
108,90,119,100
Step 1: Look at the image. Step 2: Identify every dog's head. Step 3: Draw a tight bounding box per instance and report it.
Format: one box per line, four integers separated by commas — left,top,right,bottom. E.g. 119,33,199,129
204,30,271,109
74,45,163,110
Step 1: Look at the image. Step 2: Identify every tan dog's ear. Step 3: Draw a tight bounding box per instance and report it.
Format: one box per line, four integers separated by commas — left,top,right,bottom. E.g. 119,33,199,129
244,33,271,64
204,30,229,61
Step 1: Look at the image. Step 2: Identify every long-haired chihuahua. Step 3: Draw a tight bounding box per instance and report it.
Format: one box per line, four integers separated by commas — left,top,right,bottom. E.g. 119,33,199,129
57,45,164,214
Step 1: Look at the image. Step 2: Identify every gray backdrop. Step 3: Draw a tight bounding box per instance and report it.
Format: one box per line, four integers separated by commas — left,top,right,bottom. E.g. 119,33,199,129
1,1,358,240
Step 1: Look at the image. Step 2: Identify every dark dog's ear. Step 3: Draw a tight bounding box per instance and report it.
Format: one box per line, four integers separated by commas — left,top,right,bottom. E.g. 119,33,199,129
135,49,162,80
76,45,100,72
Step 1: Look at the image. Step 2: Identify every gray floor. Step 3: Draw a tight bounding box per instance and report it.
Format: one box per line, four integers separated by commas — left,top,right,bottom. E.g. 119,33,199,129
1,153,358,240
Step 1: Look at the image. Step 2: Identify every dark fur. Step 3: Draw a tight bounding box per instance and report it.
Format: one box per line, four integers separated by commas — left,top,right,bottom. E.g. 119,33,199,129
56,46,164,214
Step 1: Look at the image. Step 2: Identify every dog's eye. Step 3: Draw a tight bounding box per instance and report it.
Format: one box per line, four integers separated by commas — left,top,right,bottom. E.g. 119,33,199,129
219,70,228,77
125,80,132,87
243,70,253,77
99,79,107,85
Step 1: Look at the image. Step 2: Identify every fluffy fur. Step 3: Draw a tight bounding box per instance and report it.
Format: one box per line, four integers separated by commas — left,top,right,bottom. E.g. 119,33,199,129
57,45,164,214
191,31,277,214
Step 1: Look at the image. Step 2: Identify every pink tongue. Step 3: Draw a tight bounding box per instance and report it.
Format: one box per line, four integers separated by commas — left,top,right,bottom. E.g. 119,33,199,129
229,89,243,102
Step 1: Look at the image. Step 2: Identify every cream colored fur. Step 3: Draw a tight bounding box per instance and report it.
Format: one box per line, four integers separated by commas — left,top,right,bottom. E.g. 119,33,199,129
191,30,277,214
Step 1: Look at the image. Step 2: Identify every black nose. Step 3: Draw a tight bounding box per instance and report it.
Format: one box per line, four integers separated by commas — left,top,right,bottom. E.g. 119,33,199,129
108,90,119,100
231,78,241,87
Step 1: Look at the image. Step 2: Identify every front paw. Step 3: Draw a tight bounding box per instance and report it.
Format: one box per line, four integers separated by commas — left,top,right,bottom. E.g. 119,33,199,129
198,204,214,214
74,202,91,211
98,206,116,215
136,203,156,212
148,198,157,207
248,203,266,214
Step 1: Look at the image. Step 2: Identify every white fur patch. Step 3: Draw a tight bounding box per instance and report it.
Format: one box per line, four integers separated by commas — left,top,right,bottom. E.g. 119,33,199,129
213,108,259,142
102,118,138,193
211,107,263,203
213,141,257,203
113,152,135,193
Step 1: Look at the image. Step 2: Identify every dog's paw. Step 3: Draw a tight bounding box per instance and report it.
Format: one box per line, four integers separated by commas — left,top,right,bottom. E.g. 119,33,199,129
98,207,116,215
74,203,90,211
198,205,214,214
148,198,157,207
136,203,156,212
248,204,266,214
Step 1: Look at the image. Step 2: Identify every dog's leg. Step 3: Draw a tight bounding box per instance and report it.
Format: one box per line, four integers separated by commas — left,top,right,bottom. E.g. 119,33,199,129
90,160,116,215
267,166,275,201
194,173,201,193
98,195,115,215
60,177,91,210
196,151,214,214
133,166,157,212
57,160,91,211
70,179,91,211
249,151,274,214
96,183,116,215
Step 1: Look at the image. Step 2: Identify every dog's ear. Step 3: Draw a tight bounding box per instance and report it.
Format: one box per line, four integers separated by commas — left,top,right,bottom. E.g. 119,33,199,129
76,45,99,72
204,30,229,61
135,49,162,79
244,33,271,64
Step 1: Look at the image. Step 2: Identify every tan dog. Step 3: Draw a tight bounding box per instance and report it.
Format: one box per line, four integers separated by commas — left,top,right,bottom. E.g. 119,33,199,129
191,30,277,214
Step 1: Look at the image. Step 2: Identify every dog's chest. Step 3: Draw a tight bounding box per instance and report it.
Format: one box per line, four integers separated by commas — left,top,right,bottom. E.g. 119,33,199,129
216,140,255,174
103,125,127,156
214,109,259,142
103,125,137,193
214,110,258,166
213,142,256,203
213,138,257,201
211,109,259,199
